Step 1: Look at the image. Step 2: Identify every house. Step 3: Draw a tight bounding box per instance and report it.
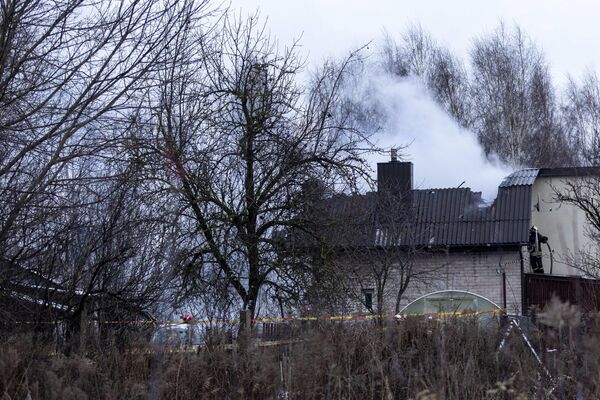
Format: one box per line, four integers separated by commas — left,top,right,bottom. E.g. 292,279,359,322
1,263,156,349
300,156,600,316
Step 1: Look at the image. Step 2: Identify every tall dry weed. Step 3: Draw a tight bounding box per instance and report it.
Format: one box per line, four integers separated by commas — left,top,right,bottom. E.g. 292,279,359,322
2,301,600,399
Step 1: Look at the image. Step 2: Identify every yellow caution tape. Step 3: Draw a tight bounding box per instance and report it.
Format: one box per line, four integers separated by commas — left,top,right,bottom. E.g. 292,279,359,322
12,309,505,326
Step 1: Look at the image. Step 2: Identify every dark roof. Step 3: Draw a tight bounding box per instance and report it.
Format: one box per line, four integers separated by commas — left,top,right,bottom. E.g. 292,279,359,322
308,171,536,249
538,166,600,178
300,165,600,250
374,183,532,247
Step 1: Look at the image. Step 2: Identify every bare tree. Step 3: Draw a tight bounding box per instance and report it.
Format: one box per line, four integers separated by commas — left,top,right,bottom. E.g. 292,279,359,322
143,13,374,320
562,72,600,166
0,0,214,340
427,47,471,127
527,65,574,166
470,23,573,167
381,25,471,126
297,183,444,318
0,0,209,258
381,25,436,78
342,192,423,317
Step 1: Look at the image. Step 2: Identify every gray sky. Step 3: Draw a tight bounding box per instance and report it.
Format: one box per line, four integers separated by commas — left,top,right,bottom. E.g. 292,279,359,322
229,1,600,199
230,0,600,85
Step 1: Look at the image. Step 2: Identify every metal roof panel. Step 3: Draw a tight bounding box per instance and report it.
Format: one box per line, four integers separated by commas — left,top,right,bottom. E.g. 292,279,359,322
499,169,539,187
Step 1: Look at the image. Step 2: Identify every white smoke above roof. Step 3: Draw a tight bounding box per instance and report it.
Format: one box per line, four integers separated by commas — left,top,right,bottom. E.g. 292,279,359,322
360,74,513,202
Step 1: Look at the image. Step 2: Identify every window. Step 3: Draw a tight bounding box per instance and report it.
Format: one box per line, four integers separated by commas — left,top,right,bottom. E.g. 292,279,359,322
362,289,374,310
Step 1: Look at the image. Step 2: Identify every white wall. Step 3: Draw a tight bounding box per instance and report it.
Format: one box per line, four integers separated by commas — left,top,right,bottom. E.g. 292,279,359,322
530,176,594,276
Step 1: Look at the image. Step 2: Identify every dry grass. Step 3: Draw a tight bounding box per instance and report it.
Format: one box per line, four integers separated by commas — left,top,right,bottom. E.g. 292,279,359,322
2,303,600,399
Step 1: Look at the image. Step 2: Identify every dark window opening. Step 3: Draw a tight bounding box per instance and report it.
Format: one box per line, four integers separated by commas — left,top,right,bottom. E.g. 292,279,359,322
363,289,374,310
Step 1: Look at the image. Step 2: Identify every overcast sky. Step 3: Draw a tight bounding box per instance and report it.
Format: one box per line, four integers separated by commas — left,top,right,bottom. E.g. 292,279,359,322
230,0,600,84
229,1,600,199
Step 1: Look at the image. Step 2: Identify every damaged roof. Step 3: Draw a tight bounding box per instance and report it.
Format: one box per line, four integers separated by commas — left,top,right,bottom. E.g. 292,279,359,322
404,182,532,247
308,169,538,249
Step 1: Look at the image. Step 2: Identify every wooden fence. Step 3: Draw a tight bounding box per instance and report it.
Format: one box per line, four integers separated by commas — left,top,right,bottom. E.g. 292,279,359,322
524,273,600,312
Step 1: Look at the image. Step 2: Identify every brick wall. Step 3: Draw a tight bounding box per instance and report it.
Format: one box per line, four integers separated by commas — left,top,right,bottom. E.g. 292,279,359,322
346,247,526,316
400,249,523,314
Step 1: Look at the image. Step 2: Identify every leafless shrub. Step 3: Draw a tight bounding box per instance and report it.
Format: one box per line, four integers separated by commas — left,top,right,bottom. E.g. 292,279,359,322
6,303,600,399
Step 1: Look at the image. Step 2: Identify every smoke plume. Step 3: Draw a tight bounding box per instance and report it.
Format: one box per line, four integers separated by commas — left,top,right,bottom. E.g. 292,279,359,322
358,73,512,202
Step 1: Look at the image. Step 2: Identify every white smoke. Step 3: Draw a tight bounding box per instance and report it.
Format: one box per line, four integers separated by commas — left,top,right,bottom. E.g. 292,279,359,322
359,74,512,202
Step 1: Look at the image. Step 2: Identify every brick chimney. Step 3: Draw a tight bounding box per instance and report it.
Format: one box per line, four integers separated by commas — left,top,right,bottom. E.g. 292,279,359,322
377,152,413,198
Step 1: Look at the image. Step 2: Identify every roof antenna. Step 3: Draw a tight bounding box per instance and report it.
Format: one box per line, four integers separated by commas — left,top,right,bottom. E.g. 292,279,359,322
457,181,465,188
390,147,398,162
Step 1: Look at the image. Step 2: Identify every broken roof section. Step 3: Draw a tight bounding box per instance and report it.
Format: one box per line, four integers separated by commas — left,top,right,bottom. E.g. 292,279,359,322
413,168,542,247
382,178,532,247
410,188,529,247
310,168,541,249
